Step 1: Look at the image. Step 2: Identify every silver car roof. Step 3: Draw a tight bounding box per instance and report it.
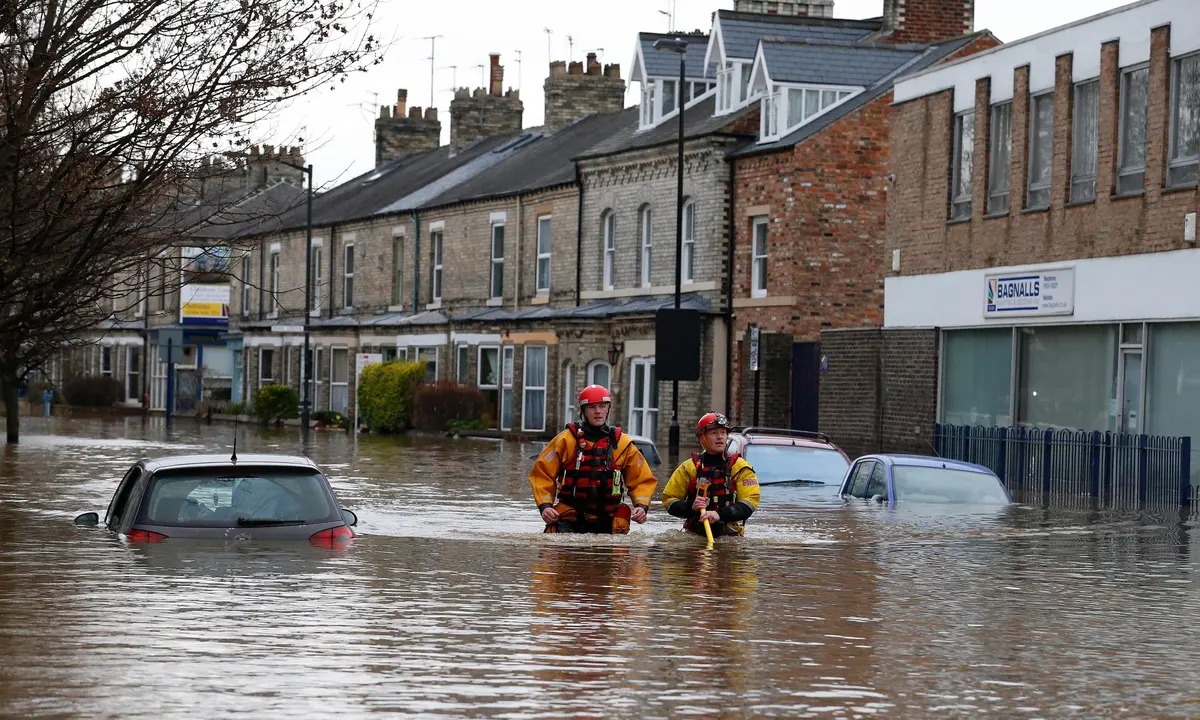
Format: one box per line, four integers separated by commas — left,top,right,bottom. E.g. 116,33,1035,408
139,454,320,473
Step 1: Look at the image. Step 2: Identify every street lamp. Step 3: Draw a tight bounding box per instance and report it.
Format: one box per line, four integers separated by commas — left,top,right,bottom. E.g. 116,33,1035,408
653,36,687,464
276,159,314,443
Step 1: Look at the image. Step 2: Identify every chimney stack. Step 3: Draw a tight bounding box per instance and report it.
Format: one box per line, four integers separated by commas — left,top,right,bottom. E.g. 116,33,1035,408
732,0,834,17
880,0,975,44
450,54,523,152
543,54,625,132
374,88,442,165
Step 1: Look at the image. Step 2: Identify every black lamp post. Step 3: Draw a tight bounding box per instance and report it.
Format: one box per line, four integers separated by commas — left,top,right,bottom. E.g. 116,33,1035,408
277,159,314,443
653,36,688,464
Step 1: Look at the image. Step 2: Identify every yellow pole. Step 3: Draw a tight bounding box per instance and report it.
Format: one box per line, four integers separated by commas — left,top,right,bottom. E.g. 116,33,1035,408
697,479,714,548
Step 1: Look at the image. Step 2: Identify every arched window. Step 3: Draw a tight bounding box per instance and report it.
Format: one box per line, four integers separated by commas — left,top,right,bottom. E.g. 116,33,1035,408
682,199,695,283
601,211,615,290
639,205,653,288
587,360,611,391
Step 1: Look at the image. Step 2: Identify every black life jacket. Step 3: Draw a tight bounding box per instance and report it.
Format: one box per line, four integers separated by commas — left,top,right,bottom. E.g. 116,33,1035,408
687,452,741,509
558,423,624,506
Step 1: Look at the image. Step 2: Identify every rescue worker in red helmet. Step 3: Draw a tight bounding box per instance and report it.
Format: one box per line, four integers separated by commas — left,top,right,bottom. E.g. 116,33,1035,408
529,384,658,533
661,412,760,537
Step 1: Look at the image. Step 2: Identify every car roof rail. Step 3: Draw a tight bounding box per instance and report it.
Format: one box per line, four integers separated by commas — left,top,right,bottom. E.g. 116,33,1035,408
738,426,832,443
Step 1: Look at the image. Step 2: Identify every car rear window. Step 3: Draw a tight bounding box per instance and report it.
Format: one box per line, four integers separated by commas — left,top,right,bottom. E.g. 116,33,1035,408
742,445,849,485
891,466,1010,504
137,467,339,527
633,440,661,466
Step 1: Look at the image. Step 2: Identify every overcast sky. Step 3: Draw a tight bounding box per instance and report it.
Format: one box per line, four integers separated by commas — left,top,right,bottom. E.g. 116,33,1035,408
268,0,1135,187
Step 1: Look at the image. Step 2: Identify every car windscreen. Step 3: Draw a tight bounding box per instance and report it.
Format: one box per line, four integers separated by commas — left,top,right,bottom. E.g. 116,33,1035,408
891,466,1010,504
136,467,340,527
633,440,661,466
741,445,849,485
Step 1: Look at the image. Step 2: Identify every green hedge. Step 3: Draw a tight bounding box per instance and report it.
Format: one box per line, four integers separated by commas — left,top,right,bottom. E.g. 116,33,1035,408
413,382,489,433
358,360,425,433
254,384,299,425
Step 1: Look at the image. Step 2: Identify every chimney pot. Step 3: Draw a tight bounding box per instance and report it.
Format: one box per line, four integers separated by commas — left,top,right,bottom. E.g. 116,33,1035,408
424,107,438,121
586,53,601,76
550,60,567,78
397,88,408,109
489,54,504,96
568,61,583,75
408,105,421,119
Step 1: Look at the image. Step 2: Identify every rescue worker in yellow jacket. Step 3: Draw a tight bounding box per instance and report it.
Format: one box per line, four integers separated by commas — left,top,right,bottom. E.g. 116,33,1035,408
529,384,658,533
662,412,760,537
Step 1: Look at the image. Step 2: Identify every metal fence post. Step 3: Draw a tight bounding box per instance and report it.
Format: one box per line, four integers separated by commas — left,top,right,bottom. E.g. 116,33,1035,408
1137,434,1149,506
933,423,942,457
996,426,1008,486
1179,436,1191,509
1088,430,1102,499
1041,429,1053,496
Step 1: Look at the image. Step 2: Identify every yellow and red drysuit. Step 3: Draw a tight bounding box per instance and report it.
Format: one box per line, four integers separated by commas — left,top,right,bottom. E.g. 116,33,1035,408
662,452,760,536
530,423,658,534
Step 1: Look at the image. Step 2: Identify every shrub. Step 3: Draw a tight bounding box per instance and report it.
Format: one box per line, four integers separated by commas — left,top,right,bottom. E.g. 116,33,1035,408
312,410,346,429
62,375,122,407
358,360,425,433
222,401,247,416
26,381,58,403
413,382,489,433
253,384,299,425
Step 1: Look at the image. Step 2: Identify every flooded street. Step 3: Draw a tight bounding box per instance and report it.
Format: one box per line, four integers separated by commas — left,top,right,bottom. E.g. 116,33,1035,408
1,418,1198,718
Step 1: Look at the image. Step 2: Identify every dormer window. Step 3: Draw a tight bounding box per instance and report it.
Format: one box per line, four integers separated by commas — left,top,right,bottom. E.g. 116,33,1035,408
716,61,758,114
759,84,859,142
638,77,715,131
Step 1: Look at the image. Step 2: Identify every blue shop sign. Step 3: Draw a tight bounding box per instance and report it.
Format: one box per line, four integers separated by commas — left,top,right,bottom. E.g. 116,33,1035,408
984,268,1075,318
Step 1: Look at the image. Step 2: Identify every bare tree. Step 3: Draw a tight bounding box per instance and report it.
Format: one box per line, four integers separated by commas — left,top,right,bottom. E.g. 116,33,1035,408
0,0,380,442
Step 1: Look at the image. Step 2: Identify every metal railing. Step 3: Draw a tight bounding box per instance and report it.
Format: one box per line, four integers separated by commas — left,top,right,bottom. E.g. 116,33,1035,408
933,424,1192,509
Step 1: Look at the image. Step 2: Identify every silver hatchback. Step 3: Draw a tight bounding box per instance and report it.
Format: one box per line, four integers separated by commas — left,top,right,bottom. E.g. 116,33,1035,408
74,453,358,546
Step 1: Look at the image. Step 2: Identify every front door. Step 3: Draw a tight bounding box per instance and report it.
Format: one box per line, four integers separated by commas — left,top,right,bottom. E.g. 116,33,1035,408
1118,350,1143,434
791,342,820,431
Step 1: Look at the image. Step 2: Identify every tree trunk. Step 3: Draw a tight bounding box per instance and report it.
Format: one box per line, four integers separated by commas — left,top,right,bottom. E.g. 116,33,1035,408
1,369,19,444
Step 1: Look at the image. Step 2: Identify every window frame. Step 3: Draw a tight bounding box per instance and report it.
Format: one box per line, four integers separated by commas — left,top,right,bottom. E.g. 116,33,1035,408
1168,52,1200,188
456,344,469,384
258,347,275,387
587,360,611,390
431,229,444,303
341,243,354,309
240,255,252,318
640,206,653,288
391,232,405,306
100,346,113,377
478,346,500,389
987,101,1013,215
535,215,551,294
563,361,576,425
310,244,323,315
1117,64,1150,196
522,345,548,432
1027,91,1054,210
268,249,281,318
628,358,658,438
682,199,695,283
949,110,975,221
751,217,768,299
490,222,505,300
601,211,616,291
1070,79,1100,203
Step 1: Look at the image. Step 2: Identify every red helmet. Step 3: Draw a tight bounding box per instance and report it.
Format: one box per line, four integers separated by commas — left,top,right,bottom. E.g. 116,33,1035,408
696,412,730,435
578,384,612,409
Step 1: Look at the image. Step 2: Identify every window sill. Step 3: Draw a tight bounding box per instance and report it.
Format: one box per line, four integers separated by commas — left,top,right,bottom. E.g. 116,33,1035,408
386,305,404,313
426,301,442,310
1021,206,1050,215
309,309,322,318
530,294,550,306
1163,183,1199,195
982,211,1011,220
946,217,971,226
1111,190,1145,201
1064,198,1097,208
485,298,503,307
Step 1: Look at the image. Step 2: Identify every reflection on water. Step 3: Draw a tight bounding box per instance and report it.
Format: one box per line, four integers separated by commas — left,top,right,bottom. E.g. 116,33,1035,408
0,416,1198,717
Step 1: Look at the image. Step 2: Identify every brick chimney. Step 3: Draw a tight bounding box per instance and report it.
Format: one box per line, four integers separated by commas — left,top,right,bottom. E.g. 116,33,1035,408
732,0,834,17
374,88,442,165
880,0,975,44
450,54,523,152
543,53,625,132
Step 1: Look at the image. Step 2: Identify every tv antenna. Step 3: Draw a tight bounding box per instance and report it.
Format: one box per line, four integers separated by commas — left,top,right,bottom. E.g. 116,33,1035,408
440,64,459,91
424,35,444,107
544,27,553,66
513,50,523,96
567,35,574,62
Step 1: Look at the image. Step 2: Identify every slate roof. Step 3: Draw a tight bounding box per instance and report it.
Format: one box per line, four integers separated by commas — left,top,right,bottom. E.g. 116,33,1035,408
188,182,307,240
732,32,986,156
714,10,878,61
760,39,925,87
638,32,715,79
575,95,756,160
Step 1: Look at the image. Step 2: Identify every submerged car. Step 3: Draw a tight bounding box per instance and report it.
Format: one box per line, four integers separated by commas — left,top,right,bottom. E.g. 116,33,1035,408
74,453,358,546
629,434,662,466
725,427,851,487
837,454,1012,506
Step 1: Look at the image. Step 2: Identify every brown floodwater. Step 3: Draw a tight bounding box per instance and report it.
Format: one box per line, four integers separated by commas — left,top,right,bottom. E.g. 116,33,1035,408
0,416,1196,718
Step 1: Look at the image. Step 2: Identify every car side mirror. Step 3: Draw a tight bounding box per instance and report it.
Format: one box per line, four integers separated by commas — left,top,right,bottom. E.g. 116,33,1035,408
74,512,99,526
341,509,358,527
870,494,886,503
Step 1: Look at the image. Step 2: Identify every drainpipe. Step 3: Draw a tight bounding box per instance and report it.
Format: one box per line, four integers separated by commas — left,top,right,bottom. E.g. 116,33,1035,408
724,155,736,416
575,162,584,307
514,195,523,311
327,226,337,319
411,211,421,313
258,239,266,321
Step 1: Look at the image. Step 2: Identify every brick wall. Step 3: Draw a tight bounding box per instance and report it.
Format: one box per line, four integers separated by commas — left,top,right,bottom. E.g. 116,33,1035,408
889,26,1200,278
375,90,441,166
880,0,974,45
544,56,625,132
450,88,523,153
737,328,791,427
732,0,834,17
818,327,938,457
